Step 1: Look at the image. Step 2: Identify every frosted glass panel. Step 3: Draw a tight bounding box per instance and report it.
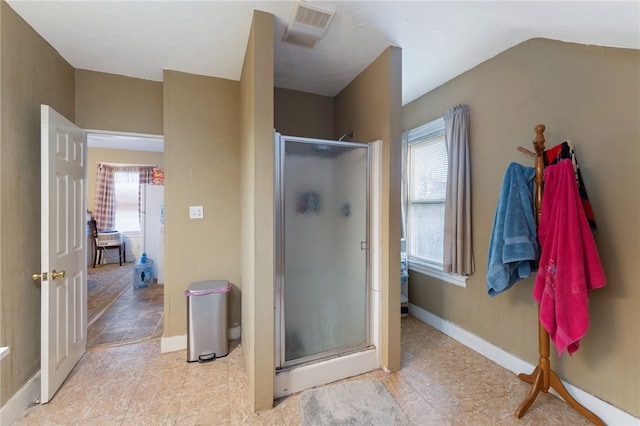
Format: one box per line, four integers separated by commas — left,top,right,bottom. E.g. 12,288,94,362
283,140,368,362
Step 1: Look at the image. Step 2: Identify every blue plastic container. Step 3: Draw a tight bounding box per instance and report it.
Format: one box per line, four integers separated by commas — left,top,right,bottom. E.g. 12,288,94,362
133,253,154,289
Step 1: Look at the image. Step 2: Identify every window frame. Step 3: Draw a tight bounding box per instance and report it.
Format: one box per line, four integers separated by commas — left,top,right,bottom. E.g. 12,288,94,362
405,118,467,288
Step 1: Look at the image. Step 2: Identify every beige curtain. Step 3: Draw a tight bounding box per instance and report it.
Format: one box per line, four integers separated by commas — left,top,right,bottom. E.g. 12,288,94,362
443,105,474,275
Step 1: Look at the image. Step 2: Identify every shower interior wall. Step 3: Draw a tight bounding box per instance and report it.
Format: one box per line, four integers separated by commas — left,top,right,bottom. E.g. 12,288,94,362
273,88,336,140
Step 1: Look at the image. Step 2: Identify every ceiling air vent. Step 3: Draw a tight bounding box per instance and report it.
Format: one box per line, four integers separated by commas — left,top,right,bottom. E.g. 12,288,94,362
283,1,335,48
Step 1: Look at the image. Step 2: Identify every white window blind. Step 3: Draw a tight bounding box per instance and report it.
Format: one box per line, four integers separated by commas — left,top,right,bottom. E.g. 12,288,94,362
407,118,447,268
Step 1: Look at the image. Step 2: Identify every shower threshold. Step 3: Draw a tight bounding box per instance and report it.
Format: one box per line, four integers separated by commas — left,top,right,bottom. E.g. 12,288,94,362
276,344,375,373
274,345,378,398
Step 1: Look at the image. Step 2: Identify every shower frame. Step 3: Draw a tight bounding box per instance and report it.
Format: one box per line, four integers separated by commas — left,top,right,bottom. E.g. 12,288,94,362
274,133,375,372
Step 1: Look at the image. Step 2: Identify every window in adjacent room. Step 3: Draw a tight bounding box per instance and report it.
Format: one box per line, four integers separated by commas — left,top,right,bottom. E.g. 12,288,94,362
113,170,140,233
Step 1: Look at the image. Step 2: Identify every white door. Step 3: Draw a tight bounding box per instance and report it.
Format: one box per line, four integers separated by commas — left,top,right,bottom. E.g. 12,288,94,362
39,105,87,403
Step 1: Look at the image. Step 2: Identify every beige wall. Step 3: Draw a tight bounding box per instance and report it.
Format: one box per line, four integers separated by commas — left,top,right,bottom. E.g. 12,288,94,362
239,10,275,412
162,70,241,336
75,70,163,136
0,2,75,406
86,148,164,215
403,38,640,416
334,46,403,372
8,1,633,418
274,88,334,140
75,70,165,215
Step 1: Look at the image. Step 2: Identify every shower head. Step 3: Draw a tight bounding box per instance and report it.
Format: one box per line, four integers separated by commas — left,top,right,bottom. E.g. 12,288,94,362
338,131,353,142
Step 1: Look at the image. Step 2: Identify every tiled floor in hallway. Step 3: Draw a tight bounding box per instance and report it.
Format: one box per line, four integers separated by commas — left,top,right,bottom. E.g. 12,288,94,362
88,283,164,349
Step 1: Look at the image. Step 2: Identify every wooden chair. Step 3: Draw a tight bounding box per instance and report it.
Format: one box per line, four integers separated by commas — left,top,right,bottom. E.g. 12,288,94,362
88,219,125,267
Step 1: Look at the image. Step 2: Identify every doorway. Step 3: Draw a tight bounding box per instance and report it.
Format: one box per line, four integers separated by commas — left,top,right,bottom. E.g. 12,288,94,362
86,132,165,348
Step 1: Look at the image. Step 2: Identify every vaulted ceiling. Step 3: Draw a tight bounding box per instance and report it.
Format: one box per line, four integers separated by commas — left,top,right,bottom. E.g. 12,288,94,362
7,1,639,106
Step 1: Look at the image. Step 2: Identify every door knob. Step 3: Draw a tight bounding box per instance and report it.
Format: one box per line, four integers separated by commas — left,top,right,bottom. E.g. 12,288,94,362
32,272,48,281
51,269,66,280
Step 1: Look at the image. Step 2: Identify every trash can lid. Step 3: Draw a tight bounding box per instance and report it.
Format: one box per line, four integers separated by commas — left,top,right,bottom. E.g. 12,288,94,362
184,280,231,296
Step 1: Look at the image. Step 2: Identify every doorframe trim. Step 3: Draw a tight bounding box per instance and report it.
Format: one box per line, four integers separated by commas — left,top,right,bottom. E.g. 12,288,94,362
369,140,383,361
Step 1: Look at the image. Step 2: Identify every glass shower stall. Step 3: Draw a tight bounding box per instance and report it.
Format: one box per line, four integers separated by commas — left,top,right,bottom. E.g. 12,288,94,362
274,134,378,394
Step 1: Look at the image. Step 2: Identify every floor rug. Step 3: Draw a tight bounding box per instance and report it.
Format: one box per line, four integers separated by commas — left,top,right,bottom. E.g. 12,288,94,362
299,379,411,425
87,262,134,326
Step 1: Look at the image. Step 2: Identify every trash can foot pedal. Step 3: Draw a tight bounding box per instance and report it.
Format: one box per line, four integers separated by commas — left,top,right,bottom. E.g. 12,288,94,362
198,353,216,363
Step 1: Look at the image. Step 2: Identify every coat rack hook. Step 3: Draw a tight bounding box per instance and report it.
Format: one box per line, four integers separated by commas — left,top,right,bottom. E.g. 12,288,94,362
517,146,536,158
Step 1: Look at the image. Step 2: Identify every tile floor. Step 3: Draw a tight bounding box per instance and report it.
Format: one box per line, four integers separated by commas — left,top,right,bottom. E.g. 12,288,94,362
14,315,593,425
87,283,164,349
87,263,135,326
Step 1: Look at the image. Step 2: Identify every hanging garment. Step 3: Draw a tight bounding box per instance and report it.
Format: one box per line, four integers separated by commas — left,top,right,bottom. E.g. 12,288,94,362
486,162,538,296
543,141,597,235
533,159,606,356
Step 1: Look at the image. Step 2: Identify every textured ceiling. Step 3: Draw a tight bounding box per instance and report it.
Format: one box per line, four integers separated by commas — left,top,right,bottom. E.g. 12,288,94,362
7,1,640,106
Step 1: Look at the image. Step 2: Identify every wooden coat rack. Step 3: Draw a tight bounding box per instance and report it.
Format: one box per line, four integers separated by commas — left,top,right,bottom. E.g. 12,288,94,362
515,125,605,426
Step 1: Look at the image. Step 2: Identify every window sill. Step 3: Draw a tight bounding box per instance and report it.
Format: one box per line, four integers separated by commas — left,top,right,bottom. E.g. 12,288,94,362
408,260,467,288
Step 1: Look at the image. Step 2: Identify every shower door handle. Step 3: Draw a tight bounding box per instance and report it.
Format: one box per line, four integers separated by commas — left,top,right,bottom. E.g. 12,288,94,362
360,241,368,250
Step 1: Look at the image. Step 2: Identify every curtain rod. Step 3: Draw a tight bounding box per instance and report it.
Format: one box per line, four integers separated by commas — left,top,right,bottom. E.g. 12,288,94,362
97,162,158,168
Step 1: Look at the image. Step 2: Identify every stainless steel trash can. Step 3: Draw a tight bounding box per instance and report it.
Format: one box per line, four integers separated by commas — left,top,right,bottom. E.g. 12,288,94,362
185,280,231,362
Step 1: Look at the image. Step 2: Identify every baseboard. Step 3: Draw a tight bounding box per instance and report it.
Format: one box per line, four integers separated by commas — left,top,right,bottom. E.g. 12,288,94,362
0,371,40,425
160,334,187,353
408,304,640,426
160,327,240,354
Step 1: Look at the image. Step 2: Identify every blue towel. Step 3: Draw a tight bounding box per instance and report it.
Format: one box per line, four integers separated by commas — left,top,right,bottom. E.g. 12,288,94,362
487,162,538,296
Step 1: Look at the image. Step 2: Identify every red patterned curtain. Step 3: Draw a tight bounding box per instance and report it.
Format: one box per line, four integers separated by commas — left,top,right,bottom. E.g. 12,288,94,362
93,164,116,231
138,166,155,214
138,167,154,185
94,164,156,231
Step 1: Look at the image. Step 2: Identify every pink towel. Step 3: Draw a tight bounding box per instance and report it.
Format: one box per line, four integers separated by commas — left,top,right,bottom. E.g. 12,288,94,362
533,159,606,356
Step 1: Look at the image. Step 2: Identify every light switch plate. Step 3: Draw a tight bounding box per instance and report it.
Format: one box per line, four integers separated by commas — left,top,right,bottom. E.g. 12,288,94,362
189,205,204,219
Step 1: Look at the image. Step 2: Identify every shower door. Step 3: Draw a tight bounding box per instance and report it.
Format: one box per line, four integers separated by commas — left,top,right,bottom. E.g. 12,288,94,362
275,135,370,369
